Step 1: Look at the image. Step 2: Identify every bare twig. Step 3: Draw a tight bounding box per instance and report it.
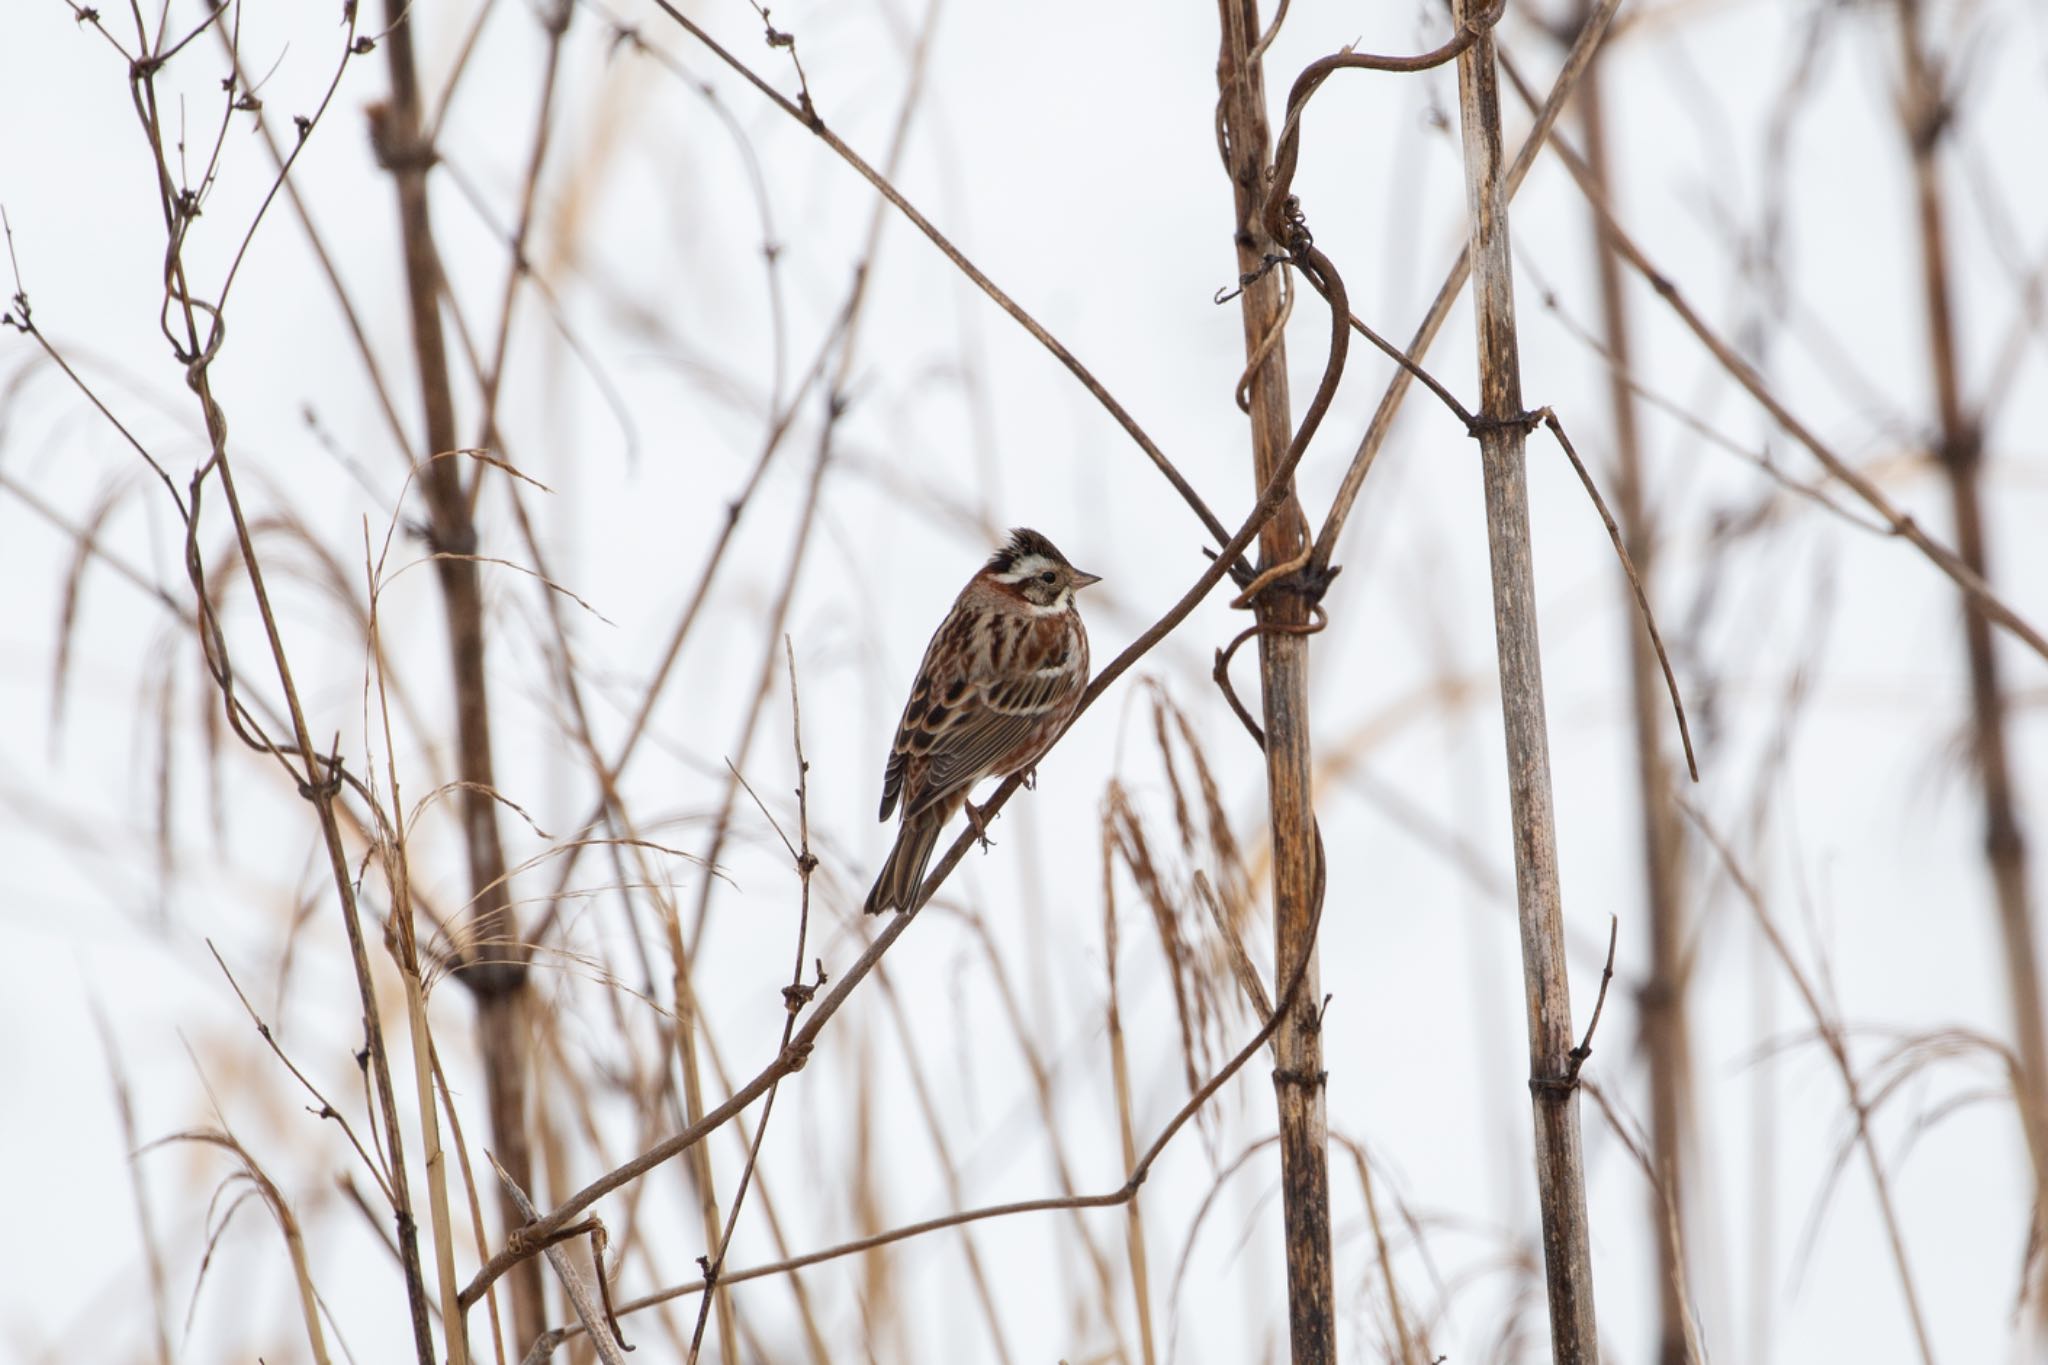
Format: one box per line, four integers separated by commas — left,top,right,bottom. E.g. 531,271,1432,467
1537,409,1697,781
541,876,1333,1341
491,1156,628,1365
1685,805,1939,1364
1310,0,1626,572
683,644,821,1363
644,0,1245,569
1498,52,2048,667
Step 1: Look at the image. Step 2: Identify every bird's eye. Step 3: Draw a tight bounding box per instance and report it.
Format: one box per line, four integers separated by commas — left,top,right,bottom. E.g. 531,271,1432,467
1039,571,1056,584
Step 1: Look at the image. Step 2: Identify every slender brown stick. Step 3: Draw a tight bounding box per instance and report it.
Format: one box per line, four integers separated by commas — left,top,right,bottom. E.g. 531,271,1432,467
1102,833,1158,1365
1539,410,1696,782
1499,58,2048,667
643,0,1243,564
367,531,472,1365
1894,0,2048,1325
1450,1,1599,1356
543,873,1333,1346
683,644,820,1363
370,0,544,1345
492,1158,628,1364
1572,26,1695,1359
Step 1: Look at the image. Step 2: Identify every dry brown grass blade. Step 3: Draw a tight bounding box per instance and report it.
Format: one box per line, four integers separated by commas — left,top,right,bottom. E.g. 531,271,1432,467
1578,1083,1706,1365
1107,783,1213,1101
87,1000,174,1365
1162,1134,1279,1364
1330,1135,1427,1365
1103,807,1159,1365
48,473,129,743
146,1128,333,1365
433,1046,511,1365
1195,872,1273,1038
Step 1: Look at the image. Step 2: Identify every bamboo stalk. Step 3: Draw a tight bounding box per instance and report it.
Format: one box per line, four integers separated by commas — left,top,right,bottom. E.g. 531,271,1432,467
371,0,545,1348
1574,21,1693,1360
1894,0,2048,1325
1449,2,1599,1357
1214,2,1335,1359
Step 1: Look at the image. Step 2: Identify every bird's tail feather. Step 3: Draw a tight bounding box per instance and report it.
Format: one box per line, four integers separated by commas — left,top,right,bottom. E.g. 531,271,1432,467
863,807,946,915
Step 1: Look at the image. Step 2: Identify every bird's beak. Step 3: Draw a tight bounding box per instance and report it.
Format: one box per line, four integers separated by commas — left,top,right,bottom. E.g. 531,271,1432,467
1072,569,1103,589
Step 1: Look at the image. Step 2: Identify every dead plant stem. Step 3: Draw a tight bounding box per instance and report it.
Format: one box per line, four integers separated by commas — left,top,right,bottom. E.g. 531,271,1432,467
372,0,545,1344
1216,2,1334,1358
1574,27,1693,1359
1451,1,1600,1355
1895,0,2048,1323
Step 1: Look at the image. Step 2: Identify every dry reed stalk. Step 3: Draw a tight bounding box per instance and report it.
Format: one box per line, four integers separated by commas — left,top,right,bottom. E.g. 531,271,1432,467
1893,0,2048,1324
1573,19,1694,1360
368,535,471,1365
1215,3,1334,1359
1103,817,1159,1365
370,0,544,1347
1331,1135,1424,1365
159,1130,334,1365
1449,0,1599,1357
89,1002,175,1365
433,1047,512,1365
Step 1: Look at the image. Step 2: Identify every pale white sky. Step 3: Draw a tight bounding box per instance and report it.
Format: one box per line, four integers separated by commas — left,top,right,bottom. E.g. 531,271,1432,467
4,0,2047,1360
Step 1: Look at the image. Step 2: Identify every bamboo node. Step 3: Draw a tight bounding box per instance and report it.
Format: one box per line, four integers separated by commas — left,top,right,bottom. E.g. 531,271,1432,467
1464,407,1543,439
1271,1066,1328,1090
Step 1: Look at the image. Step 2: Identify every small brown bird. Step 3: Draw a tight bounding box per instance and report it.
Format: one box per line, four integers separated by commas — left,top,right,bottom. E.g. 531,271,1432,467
863,528,1100,915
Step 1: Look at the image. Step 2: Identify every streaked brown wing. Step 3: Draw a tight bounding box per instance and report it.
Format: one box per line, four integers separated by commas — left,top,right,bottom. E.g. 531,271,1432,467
908,664,1080,816
879,607,977,821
